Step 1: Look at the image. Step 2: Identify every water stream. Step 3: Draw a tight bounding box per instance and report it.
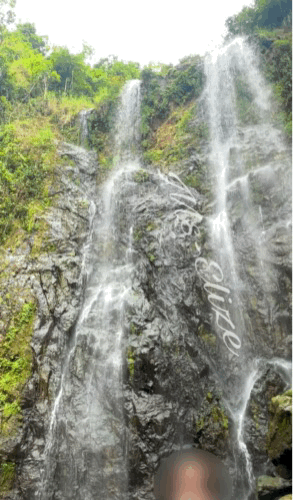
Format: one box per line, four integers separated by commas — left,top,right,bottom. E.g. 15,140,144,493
38,80,141,500
202,36,292,499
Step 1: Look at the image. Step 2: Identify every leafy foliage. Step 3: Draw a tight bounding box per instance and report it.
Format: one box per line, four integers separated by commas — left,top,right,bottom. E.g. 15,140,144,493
0,301,36,434
0,0,15,39
0,19,141,242
0,462,15,494
225,0,292,137
143,102,207,171
226,0,292,35
16,22,48,54
0,118,58,241
140,56,204,147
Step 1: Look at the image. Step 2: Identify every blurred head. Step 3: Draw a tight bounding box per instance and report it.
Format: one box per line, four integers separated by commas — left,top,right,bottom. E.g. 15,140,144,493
154,449,232,500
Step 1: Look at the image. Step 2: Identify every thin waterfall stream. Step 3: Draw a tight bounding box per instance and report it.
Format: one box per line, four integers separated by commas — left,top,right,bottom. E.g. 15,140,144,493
38,80,141,500
199,37,292,499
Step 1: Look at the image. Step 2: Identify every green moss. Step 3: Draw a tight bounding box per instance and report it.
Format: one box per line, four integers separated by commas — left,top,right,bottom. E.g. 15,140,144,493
235,75,260,125
273,39,291,48
250,296,258,310
143,102,198,170
146,221,157,231
211,405,229,430
198,324,217,347
0,115,60,243
266,389,292,460
129,323,141,336
133,228,143,241
127,347,135,378
0,301,36,436
148,253,156,263
250,400,261,429
184,174,200,189
196,417,205,432
0,462,15,495
256,475,290,492
133,169,150,183
29,218,51,256
206,392,213,403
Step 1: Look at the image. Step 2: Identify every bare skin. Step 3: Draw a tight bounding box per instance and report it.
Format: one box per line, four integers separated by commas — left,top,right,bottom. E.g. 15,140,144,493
154,449,232,500
171,459,215,500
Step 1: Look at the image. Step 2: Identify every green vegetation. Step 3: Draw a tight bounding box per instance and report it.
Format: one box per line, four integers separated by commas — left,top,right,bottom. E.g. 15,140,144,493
140,56,205,153
266,388,292,459
0,301,36,435
133,169,150,183
0,5,290,495
197,324,217,347
133,227,143,241
196,402,229,434
0,116,57,243
0,15,140,244
225,0,292,35
250,400,261,429
0,462,15,495
143,102,199,170
263,37,292,136
226,0,292,137
235,75,260,125
129,323,141,336
211,405,229,430
148,253,156,263
127,347,135,378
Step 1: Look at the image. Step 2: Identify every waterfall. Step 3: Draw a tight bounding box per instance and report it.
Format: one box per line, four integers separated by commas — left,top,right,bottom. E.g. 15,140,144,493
201,37,292,500
114,79,141,164
30,42,291,500
38,81,141,500
79,109,94,146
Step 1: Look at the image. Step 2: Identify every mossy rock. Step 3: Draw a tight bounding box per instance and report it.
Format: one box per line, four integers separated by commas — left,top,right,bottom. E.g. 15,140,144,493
0,462,15,496
0,300,36,437
196,401,229,444
256,475,291,493
133,169,150,183
266,389,292,460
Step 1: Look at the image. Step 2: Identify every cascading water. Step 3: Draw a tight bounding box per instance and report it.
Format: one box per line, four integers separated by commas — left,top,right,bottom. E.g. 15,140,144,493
32,42,291,500
199,37,292,499
79,109,93,146
38,80,141,500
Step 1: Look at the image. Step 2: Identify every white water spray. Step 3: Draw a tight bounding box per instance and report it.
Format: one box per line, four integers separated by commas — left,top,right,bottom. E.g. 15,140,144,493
203,36,292,499
39,80,141,500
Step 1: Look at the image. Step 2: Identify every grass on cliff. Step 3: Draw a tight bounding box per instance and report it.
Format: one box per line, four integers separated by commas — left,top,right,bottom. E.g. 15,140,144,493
0,105,60,245
0,93,103,245
143,101,201,170
0,301,36,436
0,462,15,496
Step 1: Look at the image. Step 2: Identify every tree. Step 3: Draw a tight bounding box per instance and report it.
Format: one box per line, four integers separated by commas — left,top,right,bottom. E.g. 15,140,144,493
16,23,48,55
0,0,15,40
225,0,292,35
48,46,95,96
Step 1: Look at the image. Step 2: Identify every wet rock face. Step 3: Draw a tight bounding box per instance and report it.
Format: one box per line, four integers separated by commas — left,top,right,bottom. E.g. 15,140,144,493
245,369,288,478
224,124,292,362
4,144,291,499
0,143,98,499
116,162,291,499
117,173,225,494
266,389,292,479
256,475,292,500
111,170,233,497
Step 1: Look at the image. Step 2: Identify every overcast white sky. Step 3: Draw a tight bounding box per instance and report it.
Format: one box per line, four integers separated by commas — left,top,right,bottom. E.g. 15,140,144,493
14,0,254,67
